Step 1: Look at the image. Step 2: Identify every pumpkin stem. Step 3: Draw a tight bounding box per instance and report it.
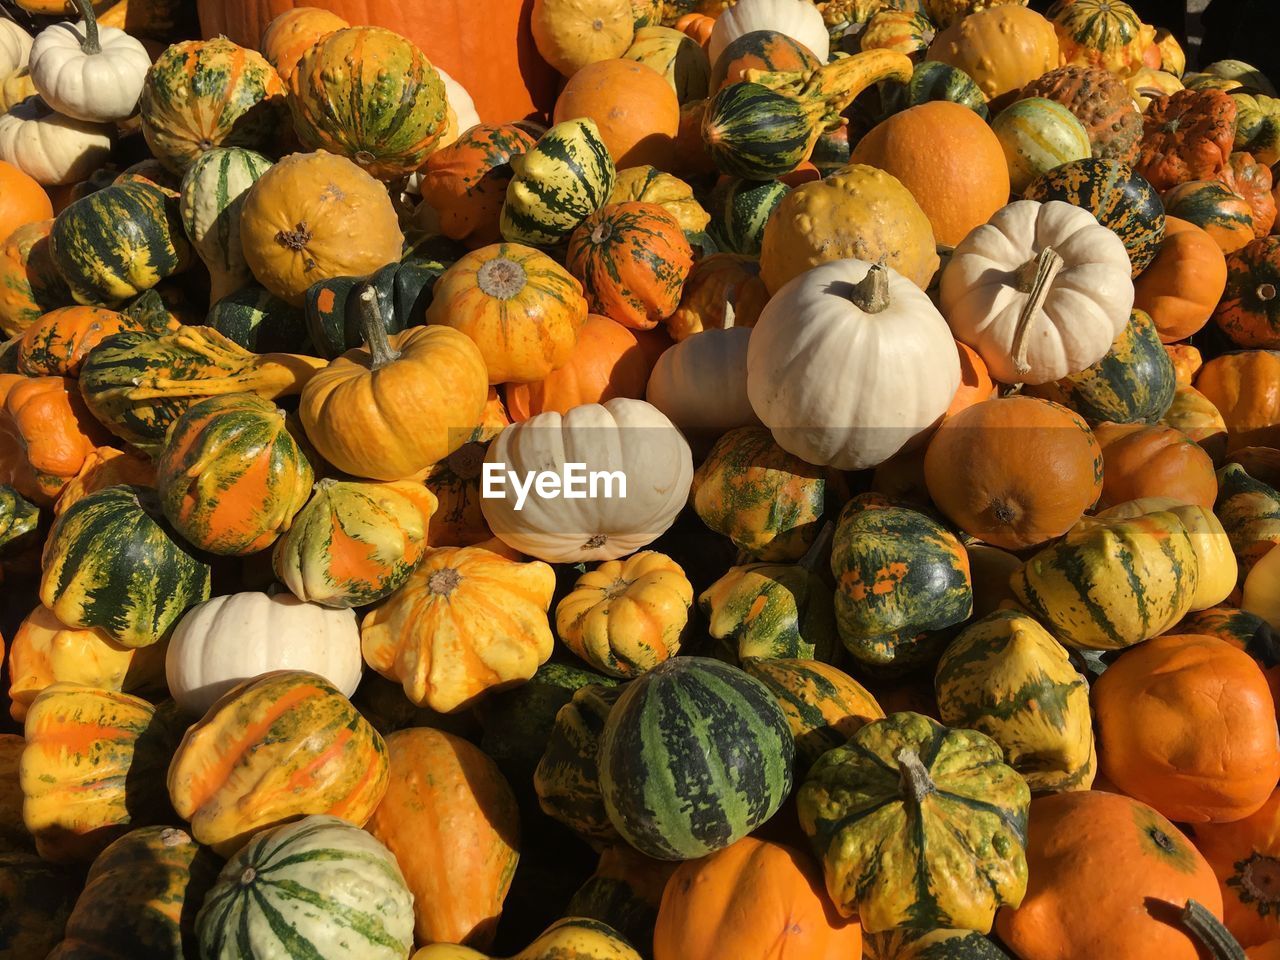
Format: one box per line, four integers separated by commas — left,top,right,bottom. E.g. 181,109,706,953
476,256,528,301
1259,283,1277,304
427,567,461,596
1178,899,1246,960
896,747,936,804
845,263,891,315
1010,247,1065,380
356,284,400,370
798,521,834,573
72,0,101,55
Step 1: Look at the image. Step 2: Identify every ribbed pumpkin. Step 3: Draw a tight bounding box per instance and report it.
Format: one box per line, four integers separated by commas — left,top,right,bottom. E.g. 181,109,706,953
1198,352,1280,451
926,5,1059,102
598,657,794,861
534,682,623,845
167,670,389,856
360,544,556,712
1021,64,1143,163
427,242,588,383
799,711,1030,933
421,123,539,249
0,218,69,336
1134,216,1227,342
705,177,789,257
1163,179,1256,254
1046,0,1153,75
1216,463,1280,574
991,98,1091,197
1094,420,1218,509
139,38,286,175
1136,89,1237,193
366,728,520,949
289,27,448,180
17,305,139,377
1215,238,1280,348
50,181,192,305
1194,788,1280,948
197,815,414,960
21,684,180,863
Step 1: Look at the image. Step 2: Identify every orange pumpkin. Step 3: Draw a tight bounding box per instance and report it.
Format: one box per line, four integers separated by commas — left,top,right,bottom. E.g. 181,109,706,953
1166,342,1204,386
674,12,715,50
947,340,997,418
1227,151,1278,238
420,124,539,249
653,837,863,960
0,161,53,248
259,7,349,79
0,375,106,506
1136,89,1237,193
665,252,766,341
1163,179,1257,254
1197,351,1280,451
505,314,654,421
995,790,1225,960
1134,216,1227,342
1093,421,1218,509
1194,787,1280,949
553,59,680,169
1094,634,1280,823
365,727,520,949
927,5,1060,103
17,306,140,377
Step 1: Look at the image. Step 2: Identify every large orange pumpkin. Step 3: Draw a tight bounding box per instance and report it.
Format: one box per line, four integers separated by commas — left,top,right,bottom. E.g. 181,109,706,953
552,59,680,169
850,101,1011,248
1093,421,1218,509
1194,788,1280,949
1134,216,1228,343
0,160,52,246
1196,351,1280,451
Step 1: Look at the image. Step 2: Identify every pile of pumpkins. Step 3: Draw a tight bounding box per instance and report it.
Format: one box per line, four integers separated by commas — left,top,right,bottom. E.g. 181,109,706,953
6,0,1280,958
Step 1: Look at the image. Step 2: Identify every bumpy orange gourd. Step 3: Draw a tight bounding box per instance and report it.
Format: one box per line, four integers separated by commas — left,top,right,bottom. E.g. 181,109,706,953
1134,217,1228,343
0,375,106,506
1093,421,1218,509
0,218,68,337
553,59,679,168
927,6,1060,103
1197,351,1280,451
421,124,539,249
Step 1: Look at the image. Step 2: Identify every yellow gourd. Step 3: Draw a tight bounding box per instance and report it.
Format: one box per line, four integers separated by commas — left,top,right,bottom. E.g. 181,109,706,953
532,0,636,78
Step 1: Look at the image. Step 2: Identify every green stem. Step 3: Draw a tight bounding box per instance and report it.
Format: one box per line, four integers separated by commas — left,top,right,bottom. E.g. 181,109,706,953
1179,900,1246,960
73,0,100,55
356,283,400,370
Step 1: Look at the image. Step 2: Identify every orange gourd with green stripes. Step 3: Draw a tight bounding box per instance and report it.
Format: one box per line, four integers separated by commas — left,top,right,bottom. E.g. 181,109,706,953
17,306,143,377
0,219,69,337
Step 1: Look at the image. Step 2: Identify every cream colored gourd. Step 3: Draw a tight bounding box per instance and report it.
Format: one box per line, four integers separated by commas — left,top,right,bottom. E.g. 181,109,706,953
708,0,830,66
940,199,1134,385
165,591,362,716
531,0,635,78
0,96,111,185
180,148,274,304
437,66,480,148
481,398,693,563
746,260,960,470
28,0,150,123
0,21,34,79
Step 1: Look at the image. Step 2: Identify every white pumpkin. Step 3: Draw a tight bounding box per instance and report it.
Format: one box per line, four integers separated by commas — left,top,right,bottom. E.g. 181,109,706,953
28,4,150,123
0,20,33,79
480,397,693,563
940,199,1134,385
436,65,480,148
708,0,830,69
165,591,362,716
0,96,112,185
746,259,960,471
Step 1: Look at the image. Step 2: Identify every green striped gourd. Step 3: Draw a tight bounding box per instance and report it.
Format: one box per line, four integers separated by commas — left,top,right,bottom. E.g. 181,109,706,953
501,119,617,247
863,928,1013,959
50,182,192,306
741,657,884,776
935,609,1097,793
702,82,814,180
598,657,794,860
990,98,1091,195
534,683,624,846
46,826,220,959
179,147,274,304
0,483,38,552
1215,462,1280,573
289,27,449,181
208,283,310,353
1010,511,1199,650
886,60,990,119
305,257,450,358
39,485,212,648
707,177,790,256
196,815,415,960
798,711,1030,934
566,846,675,960
624,26,710,103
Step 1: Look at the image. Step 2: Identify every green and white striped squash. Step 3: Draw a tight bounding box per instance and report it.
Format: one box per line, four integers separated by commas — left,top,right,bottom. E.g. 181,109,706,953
50,182,193,306
39,484,212,648
935,609,1096,793
991,97,1091,196
0,482,38,553
534,683,625,847
863,928,1013,959
179,147,273,305
208,283,310,353
598,656,794,861
196,815,415,960
624,26,710,104
707,177,790,257
501,119,618,247
1011,511,1199,651
702,81,813,180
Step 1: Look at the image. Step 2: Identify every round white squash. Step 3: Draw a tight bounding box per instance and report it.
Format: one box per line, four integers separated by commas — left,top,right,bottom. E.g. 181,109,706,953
939,198,1134,385
708,0,829,68
435,64,480,148
165,591,362,716
28,11,151,123
0,20,34,79
480,397,693,563
746,259,960,471
0,96,112,185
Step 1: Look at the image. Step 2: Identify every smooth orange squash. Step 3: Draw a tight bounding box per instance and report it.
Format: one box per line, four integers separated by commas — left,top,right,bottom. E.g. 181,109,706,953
1135,216,1228,342
1093,421,1218,509
553,59,680,169
1197,351,1280,451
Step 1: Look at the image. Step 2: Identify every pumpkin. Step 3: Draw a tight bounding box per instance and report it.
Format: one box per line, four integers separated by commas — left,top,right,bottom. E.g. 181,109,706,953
1021,64,1143,163
935,609,1095,792
870,58,988,125
17,305,137,376
239,151,403,307
1136,89,1237,192
1093,420,1217,509
940,199,1135,384
706,176,788,257
857,8,934,60
1215,463,1280,575
1094,633,1280,824
1023,157,1166,276
924,396,1103,549
664,252,765,340
365,728,520,949
178,146,272,305
413,918,642,960
534,682,624,845
1216,238,1280,348
531,0,635,78
1135,216,1227,342
0,373,106,505
0,20,32,80
799,711,1029,932
992,98,1092,197
480,399,693,563
421,123,538,249
709,29,819,94
259,7,348,79
598,656,794,860
647,312,757,449
427,243,587,383
1226,151,1277,237
995,791,1225,960
1198,353,1280,452
1046,0,1153,75
1194,788,1280,949
1179,606,1280,694
926,5,1057,103
608,165,710,238
197,814,413,960
1163,384,1229,463
0,218,68,336
53,444,153,516
21,683,179,862
553,59,680,169
1010,510,1200,650
708,0,830,64
0,158,51,243
139,38,284,175
1163,179,1257,254
863,929,1012,959
501,118,618,247
167,670,388,855
360,544,555,712
0,96,113,187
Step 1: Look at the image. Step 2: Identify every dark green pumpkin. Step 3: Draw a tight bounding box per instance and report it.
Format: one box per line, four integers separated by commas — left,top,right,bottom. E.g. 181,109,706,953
304,257,450,359
0,483,39,553
709,29,823,93
863,927,1013,959
207,284,310,353
702,82,813,180
533,683,624,847
39,484,213,648
878,60,990,122
707,177,790,256
1024,158,1165,275
50,183,193,306
598,656,794,861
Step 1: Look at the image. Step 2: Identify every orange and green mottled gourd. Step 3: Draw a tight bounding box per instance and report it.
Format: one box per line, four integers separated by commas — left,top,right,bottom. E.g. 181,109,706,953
17,306,143,377
154,393,313,556
360,544,557,713
274,479,436,609
1047,0,1154,76
166,669,389,856
0,219,70,337
288,27,449,181
21,684,181,863
365,727,521,949
54,445,155,516
421,123,539,248
1214,463,1280,574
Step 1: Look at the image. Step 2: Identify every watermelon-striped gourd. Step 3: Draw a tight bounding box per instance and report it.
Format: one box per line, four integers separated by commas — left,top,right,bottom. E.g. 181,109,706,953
597,656,794,861
39,485,212,648
1010,511,1199,650
501,119,618,247
534,683,624,846
179,147,273,304
702,82,813,180
207,283,310,353
863,928,1013,959
706,177,789,256
991,97,1091,195
196,815,414,960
